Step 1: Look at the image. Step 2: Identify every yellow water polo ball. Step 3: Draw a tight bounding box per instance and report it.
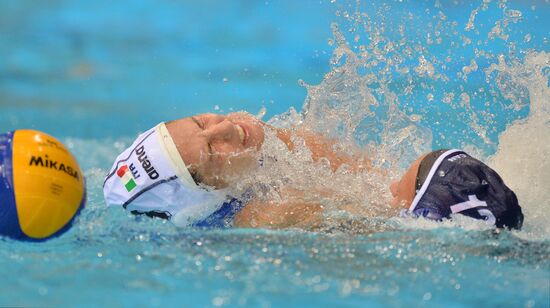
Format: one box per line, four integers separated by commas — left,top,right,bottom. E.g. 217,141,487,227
0,130,86,241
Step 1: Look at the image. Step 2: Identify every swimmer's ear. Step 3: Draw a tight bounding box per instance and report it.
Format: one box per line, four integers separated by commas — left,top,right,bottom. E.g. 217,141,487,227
188,168,202,185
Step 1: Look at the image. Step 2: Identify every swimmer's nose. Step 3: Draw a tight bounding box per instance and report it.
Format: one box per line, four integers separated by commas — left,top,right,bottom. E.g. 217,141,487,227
205,120,238,142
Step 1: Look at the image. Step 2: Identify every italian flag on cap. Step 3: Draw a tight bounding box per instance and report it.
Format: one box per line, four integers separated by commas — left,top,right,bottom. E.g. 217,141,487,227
117,165,137,192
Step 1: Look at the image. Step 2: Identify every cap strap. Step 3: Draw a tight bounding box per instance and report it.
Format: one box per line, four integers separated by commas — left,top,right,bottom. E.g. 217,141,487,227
156,122,199,189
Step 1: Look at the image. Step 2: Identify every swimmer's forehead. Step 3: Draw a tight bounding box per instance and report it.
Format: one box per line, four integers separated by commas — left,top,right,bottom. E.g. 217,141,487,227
165,117,199,137
165,116,210,167
166,113,230,142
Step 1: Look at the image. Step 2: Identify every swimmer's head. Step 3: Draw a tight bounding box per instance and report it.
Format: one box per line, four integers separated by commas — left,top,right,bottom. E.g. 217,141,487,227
103,112,266,226
390,149,523,229
390,149,447,208
166,112,265,189
390,154,426,209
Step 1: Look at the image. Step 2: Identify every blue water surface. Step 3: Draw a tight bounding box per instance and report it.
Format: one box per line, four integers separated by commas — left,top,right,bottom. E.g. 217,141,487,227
0,0,549,307
0,0,334,137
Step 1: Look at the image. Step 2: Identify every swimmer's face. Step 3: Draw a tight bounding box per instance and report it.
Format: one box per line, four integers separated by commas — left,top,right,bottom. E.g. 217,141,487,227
167,112,265,188
389,154,427,209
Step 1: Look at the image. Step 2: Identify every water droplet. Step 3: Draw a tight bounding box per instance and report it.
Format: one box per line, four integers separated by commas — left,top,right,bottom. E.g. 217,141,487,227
427,93,434,101
505,9,522,19
256,106,267,119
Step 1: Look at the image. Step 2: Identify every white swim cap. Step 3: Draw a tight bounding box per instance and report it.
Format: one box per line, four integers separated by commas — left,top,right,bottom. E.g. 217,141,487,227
103,123,229,227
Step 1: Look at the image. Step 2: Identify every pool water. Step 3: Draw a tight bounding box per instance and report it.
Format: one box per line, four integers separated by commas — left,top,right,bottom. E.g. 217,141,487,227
1,0,549,307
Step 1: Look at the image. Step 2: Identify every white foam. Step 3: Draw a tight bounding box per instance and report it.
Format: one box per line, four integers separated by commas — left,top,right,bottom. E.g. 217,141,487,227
487,52,550,239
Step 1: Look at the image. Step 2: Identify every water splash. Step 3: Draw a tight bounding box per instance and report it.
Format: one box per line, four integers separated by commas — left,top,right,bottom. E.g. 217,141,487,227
487,51,550,240
61,0,548,237
231,0,549,235
1,2,548,306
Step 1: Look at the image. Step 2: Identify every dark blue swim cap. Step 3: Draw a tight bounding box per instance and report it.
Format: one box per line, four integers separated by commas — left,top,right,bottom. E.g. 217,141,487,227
408,149,524,229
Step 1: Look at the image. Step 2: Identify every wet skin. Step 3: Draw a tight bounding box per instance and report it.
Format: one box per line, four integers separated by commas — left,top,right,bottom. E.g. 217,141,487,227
166,112,265,188
235,154,427,229
165,111,377,229
166,112,371,189
389,154,427,209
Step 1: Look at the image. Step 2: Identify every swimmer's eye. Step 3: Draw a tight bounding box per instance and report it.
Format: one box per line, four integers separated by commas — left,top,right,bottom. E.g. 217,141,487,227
192,117,214,156
199,120,206,129
192,117,205,129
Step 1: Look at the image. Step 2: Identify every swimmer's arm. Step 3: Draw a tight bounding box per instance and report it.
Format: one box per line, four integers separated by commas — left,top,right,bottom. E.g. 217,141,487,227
233,184,398,229
233,189,324,229
274,128,372,173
